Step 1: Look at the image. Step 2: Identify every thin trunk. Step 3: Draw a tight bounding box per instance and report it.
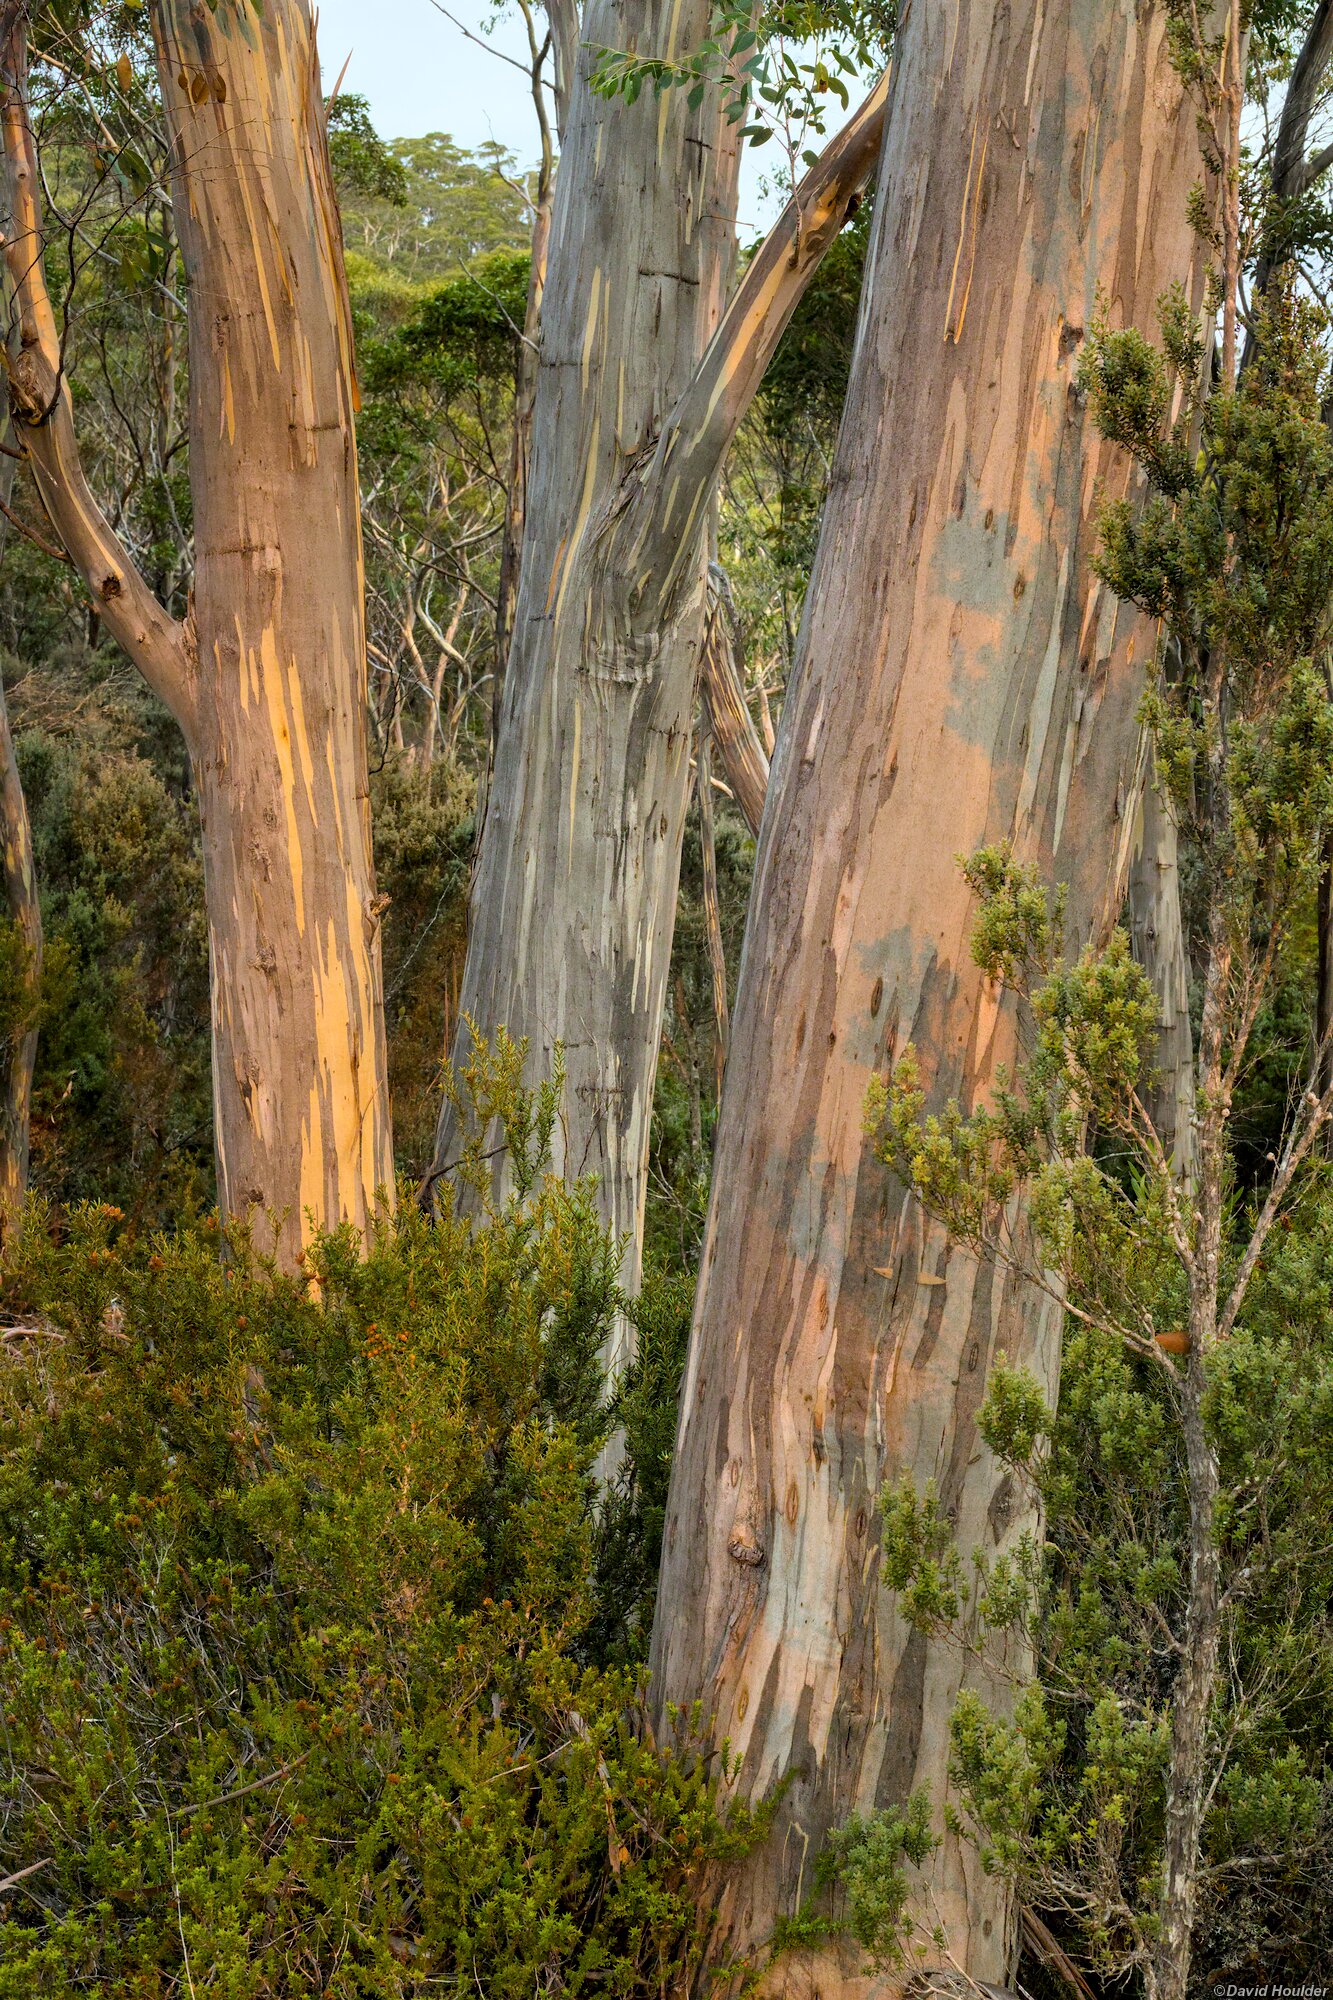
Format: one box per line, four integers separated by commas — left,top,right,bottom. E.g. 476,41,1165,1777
0,0,392,1264
0,452,39,1240
1318,832,1333,1110
1127,765,1196,1183
696,727,729,1098
0,151,38,1242
757,677,777,757
1147,669,1233,2000
0,665,36,1242
701,563,769,839
650,2,1217,1988
1151,1354,1222,2000
1220,0,1242,389
429,54,887,1353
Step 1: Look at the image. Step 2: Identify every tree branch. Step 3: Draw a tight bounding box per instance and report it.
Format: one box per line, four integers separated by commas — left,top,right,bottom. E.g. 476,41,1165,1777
598,65,891,619
0,10,192,729
1216,1068,1333,1343
544,0,577,142
1243,0,1333,367
1272,0,1333,199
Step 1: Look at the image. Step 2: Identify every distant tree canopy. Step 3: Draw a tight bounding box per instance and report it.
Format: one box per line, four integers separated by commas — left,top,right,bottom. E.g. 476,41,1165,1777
339,126,534,282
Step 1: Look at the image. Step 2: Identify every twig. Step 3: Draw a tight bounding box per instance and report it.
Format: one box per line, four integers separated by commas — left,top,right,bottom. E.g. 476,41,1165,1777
0,1856,52,1894
0,489,70,564
170,1750,311,1819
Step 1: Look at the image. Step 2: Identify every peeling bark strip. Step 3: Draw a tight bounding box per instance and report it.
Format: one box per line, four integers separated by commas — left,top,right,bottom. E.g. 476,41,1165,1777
431,24,887,1339
0,1,392,1265
650,2,1216,1989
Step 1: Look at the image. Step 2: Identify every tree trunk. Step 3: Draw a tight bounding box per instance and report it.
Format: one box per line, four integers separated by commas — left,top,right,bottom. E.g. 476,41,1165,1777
1242,0,1333,375
428,43,887,1358
1151,1354,1221,2000
492,0,560,698
0,0,392,1264
1318,832,1333,1109
152,0,393,1253
0,153,39,1244
426,0,742,1341
0,464,39,1241
1127,764,1196,1182
649,3,1216,1990
696,725,729,1097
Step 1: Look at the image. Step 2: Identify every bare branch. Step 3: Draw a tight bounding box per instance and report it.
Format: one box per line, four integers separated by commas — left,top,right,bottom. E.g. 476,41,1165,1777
1216,1068,1333,1342
599,67,891,615
0,12,192,727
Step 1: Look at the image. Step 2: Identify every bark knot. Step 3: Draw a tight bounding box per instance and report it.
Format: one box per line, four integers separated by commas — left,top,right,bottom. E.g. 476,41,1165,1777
727,1523,765,1567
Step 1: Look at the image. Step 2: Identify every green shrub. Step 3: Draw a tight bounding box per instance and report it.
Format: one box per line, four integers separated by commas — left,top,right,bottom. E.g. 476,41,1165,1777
0,1173,759,1995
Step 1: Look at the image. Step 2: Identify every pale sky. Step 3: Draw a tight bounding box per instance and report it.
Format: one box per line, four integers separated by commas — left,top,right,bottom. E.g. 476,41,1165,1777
314,0,783,232
316,0,539,163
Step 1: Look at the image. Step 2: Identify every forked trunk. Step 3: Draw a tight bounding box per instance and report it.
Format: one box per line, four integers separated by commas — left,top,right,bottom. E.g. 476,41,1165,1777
650,2,1216,1988
1,1,392,1263
429,41,888,1360
429,0,742,1330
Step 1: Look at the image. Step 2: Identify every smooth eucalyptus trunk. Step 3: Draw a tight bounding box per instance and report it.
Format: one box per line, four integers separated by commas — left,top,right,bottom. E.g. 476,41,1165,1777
1,1,391,1263
430,0,741,1329
650,2,1214,1988
152,0,392,1253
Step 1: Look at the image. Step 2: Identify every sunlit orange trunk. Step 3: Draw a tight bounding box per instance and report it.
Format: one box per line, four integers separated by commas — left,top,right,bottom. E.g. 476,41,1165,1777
650,1,1215,1988
0,0,391,1262
152,0,391,1251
